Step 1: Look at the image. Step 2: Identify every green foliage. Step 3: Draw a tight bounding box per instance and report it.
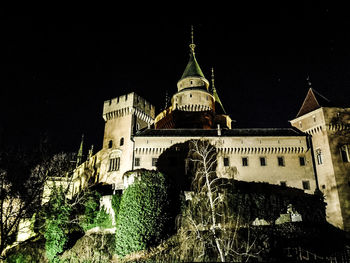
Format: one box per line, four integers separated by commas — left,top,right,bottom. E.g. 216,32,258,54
44,185,72,263
80,191,101,231
79,190,114,231
111,192,122,223
115,170,171,257
5,253,34,263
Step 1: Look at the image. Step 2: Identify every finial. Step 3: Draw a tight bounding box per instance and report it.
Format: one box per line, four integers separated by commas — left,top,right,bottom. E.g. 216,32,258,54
189,25,196,53
306,75,312,88
211,67,216,91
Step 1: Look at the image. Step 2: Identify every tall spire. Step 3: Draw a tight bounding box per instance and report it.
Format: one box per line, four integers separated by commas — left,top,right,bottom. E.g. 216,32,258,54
76,134,84,167
211,68,226,114
179,25,206,80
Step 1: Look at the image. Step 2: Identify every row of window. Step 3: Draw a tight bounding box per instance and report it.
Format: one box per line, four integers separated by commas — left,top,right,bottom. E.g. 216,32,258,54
134,157,157,167
280,180,311,190
223,156,306,167
108,138,124,149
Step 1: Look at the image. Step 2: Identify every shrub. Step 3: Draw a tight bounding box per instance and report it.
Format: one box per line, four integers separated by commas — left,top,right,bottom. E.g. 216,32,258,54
44,185,71,263
115,170,171,257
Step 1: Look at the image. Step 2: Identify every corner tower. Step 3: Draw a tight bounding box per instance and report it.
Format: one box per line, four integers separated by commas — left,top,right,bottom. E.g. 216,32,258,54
290,87,350,231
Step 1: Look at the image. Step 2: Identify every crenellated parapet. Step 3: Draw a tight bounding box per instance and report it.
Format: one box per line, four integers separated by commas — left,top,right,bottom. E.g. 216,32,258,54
102,92,155,123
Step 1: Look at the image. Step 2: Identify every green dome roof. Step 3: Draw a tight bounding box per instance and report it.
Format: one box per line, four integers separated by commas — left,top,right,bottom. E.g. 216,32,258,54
180,52,205,79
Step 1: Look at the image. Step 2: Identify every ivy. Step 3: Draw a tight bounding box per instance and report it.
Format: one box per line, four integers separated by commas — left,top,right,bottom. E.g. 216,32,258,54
115,170,171,257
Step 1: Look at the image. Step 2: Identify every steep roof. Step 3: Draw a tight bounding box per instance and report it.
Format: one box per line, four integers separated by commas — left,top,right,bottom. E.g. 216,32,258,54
180,52,205,79
296,88,332,118
135,127,306,137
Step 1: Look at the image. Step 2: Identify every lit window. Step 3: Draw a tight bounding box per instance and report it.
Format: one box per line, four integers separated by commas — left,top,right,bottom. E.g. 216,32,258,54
340,145,350,162
302,181,310,190
135,158,140,167
299,156,306,166
260,157,266,166
277,156,285,166
280,181,287,187
242,157,248,167
224,157,230,167
152,158,158,167
108,157,120,172
316,149,323,165
120,137,124,146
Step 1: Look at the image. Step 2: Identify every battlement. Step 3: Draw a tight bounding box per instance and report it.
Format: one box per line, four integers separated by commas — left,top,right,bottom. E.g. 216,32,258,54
103,92,156,122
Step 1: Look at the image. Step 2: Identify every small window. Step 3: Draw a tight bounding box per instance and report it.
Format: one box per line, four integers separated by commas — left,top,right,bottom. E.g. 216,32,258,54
120,137,124,146
316,149,323,165
302,180,310,190
125,94,128,101
242,157,248,167
108,157,120,172
340,145,349,162
313,115,316,122
223,157,230,167
280,181,287,187
277,156,285,166
108,140,113,149
190,80,193,85
190,94,192,98
134,158,140,167
152,158,158,167
260,157,266,166
299,121,302,128
322,184,326,190
299,156,306,166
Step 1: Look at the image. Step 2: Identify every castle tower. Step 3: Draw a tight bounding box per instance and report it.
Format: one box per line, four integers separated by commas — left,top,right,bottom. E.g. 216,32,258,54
154,27,231,129
290,87,350,230
101,92,155,188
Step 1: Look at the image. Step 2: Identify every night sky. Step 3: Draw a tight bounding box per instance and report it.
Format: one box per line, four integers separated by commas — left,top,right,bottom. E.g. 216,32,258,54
1,5,350,155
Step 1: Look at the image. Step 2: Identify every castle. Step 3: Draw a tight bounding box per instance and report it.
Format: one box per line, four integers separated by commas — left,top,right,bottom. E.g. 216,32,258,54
43,30,350,232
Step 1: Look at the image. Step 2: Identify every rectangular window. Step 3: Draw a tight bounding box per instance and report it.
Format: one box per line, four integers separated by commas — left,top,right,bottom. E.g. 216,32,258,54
299,156,306,166
340,145,350,162
223,157,230,167
277,156,285,166
242,157,248,167
152,158,158,167
302,180,310,190
260,157,266,166
316,149,323,165
134,158,140,167
280,181,287,187
108,157,120,172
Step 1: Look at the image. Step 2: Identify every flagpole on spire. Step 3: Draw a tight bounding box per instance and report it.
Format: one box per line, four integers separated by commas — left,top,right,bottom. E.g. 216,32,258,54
189,25,196,54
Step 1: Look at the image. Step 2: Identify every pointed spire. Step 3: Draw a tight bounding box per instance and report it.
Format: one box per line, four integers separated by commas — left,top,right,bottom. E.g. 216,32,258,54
76,134,84,167
180,25,205,80
211,68,226,114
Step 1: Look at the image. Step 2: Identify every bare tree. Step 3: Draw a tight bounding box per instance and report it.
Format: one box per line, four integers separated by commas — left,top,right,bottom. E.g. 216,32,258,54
179,139,261,262
0,152,75,259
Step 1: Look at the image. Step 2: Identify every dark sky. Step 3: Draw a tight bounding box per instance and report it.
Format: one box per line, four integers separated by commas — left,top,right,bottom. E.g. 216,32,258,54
1,5,350,154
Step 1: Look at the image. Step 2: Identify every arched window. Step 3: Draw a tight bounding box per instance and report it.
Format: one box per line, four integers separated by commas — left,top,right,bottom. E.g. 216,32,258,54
108,140,113,149
120,137,124,146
